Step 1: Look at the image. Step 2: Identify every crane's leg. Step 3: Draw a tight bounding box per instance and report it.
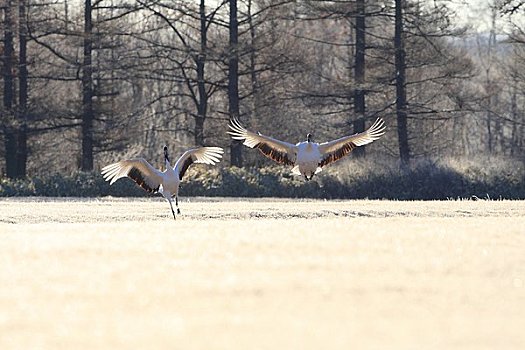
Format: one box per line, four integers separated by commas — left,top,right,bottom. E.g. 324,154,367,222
167,198,176,220
175,196,181,214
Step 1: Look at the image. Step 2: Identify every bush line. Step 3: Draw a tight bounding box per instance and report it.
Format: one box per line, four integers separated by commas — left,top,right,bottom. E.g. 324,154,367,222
1,158,524,200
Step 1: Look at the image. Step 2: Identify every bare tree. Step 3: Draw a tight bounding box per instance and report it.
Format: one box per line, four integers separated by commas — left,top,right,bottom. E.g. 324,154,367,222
17,0,28,177
2,0,17,178
0,0,506,179
353,0,366,157
81,0,94,171
137,0,229,149
229,0,242,166
499,0,525,14
494,0,525,156
394,0,409,168
1,0,30,178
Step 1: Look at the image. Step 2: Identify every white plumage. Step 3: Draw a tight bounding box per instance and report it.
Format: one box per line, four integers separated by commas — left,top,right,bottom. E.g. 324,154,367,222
101,146,223,219
228,118,386,180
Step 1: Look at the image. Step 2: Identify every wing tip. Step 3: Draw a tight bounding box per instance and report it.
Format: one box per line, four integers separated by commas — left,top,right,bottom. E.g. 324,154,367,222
368,118,386,138
228,117,245,130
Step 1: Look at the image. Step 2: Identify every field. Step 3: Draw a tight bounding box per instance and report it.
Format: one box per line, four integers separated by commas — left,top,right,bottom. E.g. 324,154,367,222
1,197,524,350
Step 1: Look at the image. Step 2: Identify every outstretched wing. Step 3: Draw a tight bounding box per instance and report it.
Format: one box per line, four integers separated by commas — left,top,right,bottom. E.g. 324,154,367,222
174,147,224,180
228,117,297,166
318,118,386,167
101,158,163,193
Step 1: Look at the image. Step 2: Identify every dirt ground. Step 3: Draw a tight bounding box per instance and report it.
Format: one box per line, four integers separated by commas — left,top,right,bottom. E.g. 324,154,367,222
0,197,524,350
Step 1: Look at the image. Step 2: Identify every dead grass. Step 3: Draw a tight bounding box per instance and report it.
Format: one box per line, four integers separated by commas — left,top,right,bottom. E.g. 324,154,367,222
0,198,524,350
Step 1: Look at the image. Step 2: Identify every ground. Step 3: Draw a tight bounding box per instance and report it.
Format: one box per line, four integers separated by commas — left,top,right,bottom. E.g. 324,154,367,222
0,197,524,349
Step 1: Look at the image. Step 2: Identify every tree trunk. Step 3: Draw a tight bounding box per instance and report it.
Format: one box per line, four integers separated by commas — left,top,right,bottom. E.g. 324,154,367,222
17,0,28,177
510,83,518,156
353,0,366,158
194,112,205,146
2,1,14,111
248,0,259,116
486,9,497,155
194,0,207,146
394,0,410,168
81,0,94,171
229,0,243,167
247,0,261,166
3,0,17,178
4,133,17,178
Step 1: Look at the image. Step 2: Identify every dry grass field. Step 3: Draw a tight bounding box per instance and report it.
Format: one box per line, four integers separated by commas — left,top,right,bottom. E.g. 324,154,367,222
0,197,524,350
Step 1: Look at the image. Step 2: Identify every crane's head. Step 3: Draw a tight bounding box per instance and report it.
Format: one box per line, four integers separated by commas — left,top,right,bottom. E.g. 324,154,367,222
163,145,170,163
306,133,313,143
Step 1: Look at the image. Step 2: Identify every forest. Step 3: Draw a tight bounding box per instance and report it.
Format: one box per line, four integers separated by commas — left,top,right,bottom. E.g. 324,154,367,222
1,0,524,198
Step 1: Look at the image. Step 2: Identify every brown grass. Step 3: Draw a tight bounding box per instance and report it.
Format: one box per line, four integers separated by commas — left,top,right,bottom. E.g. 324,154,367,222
1,198,524,349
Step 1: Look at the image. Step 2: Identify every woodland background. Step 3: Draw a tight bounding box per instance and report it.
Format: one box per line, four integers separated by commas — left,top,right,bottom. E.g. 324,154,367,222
1,0,525,198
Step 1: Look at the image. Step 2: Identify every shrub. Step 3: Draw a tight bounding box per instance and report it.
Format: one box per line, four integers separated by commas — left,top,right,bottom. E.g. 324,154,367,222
1,157,524,199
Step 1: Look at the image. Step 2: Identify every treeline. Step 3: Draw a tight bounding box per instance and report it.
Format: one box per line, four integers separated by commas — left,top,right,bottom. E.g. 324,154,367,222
1,0,524,180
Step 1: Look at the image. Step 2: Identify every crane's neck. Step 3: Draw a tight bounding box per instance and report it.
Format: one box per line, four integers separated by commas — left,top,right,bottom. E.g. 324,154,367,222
163,149,171,169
